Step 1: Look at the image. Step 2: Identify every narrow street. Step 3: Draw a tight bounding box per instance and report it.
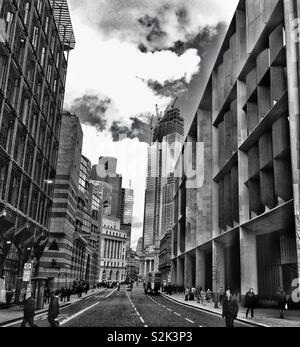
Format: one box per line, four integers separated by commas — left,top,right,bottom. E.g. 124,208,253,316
4,287,251,328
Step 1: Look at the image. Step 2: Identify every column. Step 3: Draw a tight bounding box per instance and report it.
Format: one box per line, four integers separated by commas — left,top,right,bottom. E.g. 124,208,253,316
177,257,184,285
284,0,300,278
185,254,193,287
240,228,258,297
144,260,147,276
171,259,177,284
212,241,225,294
196,249,206,288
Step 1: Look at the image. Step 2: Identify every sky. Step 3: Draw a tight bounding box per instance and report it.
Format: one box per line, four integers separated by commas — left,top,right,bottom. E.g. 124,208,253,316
64,0,239,250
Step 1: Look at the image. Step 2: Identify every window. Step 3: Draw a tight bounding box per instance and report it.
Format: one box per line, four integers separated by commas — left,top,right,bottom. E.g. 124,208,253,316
24,2,30,26
32,26,39,49
44,16,49,36
40,47,46,68
49,239,59,251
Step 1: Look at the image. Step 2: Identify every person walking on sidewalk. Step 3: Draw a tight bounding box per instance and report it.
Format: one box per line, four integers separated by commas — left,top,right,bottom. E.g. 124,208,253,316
245,288,256,319
200,288,206,306
222,289,239,328
48,291,60,327
276,287,287,319
20,292,38,327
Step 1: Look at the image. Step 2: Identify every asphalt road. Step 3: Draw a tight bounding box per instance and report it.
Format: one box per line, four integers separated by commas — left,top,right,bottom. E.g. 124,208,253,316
6,286,252,328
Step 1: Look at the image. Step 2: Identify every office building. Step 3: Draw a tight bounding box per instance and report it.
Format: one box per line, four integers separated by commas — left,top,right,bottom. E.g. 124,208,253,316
171,0,300,305
99,215,126,283
0,0,75,300
142,105,184,276
92,157,122,219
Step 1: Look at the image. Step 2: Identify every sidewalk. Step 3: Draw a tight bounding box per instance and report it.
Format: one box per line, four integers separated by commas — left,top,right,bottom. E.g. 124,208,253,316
162,293,300,327
0,288,105,326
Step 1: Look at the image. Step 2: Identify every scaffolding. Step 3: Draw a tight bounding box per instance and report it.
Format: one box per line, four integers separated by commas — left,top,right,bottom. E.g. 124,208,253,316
50,0,76,51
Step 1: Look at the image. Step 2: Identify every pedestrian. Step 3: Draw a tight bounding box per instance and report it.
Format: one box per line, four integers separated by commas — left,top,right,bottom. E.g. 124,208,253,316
196,286,201,303
276,287,287,319
200,288,206,306
245,288,256,319
222,289,239,328
48,291,60,327
206,289,212,303
117,282,121,292
219,287,225,306
185,288,189,301
85,283,89,295
20,292,38,327
66,288,71,302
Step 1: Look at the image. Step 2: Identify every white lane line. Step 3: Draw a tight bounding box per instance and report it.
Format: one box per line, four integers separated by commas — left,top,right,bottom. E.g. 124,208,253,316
185,318,195,324
2,311,51,327
167,308,172,312
199,325,203,328
60,302,100,326
174,312,181,317
161,294,255,327
127,292,147,327
106,288,118,298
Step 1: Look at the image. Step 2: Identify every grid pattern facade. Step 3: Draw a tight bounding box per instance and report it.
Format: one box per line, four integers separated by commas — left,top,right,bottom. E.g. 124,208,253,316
171,0,300,304
0,0,74,292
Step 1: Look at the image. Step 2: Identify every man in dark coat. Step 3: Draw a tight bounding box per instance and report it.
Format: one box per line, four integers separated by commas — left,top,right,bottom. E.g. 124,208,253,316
245,288,256,319
48,291,60,327
276,287,287,319
222,290,239,327
20,292,38,327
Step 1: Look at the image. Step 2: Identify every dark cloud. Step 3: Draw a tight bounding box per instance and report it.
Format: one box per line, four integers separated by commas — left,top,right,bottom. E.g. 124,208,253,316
69,95,111,131
110,116,151,143
147,78,188,98
138,14,167,43
175,7,190,26
168,22,227,57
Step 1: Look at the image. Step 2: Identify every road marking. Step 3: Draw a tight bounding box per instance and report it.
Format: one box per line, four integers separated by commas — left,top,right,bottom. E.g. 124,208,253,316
106,288,118,298
174,312,181,317
161,294,253,327
167,308,172,312
127,292,147,327
185,318,195,324
199,325,203,328
60,302,100,326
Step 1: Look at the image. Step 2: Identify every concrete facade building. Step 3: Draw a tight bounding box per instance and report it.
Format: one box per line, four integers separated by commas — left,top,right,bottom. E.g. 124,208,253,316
92,157,123,219
171,0,300,304
0,0,75,299
99,215,126,283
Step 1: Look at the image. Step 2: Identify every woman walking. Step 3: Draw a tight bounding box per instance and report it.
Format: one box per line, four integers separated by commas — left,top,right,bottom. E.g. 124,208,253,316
245,288,256,319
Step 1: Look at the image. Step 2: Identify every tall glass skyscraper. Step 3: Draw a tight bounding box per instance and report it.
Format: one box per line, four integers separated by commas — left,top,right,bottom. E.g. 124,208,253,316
142,106,184,274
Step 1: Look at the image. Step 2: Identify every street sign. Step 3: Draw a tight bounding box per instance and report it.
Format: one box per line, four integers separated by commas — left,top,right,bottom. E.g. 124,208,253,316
23,263,32,282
